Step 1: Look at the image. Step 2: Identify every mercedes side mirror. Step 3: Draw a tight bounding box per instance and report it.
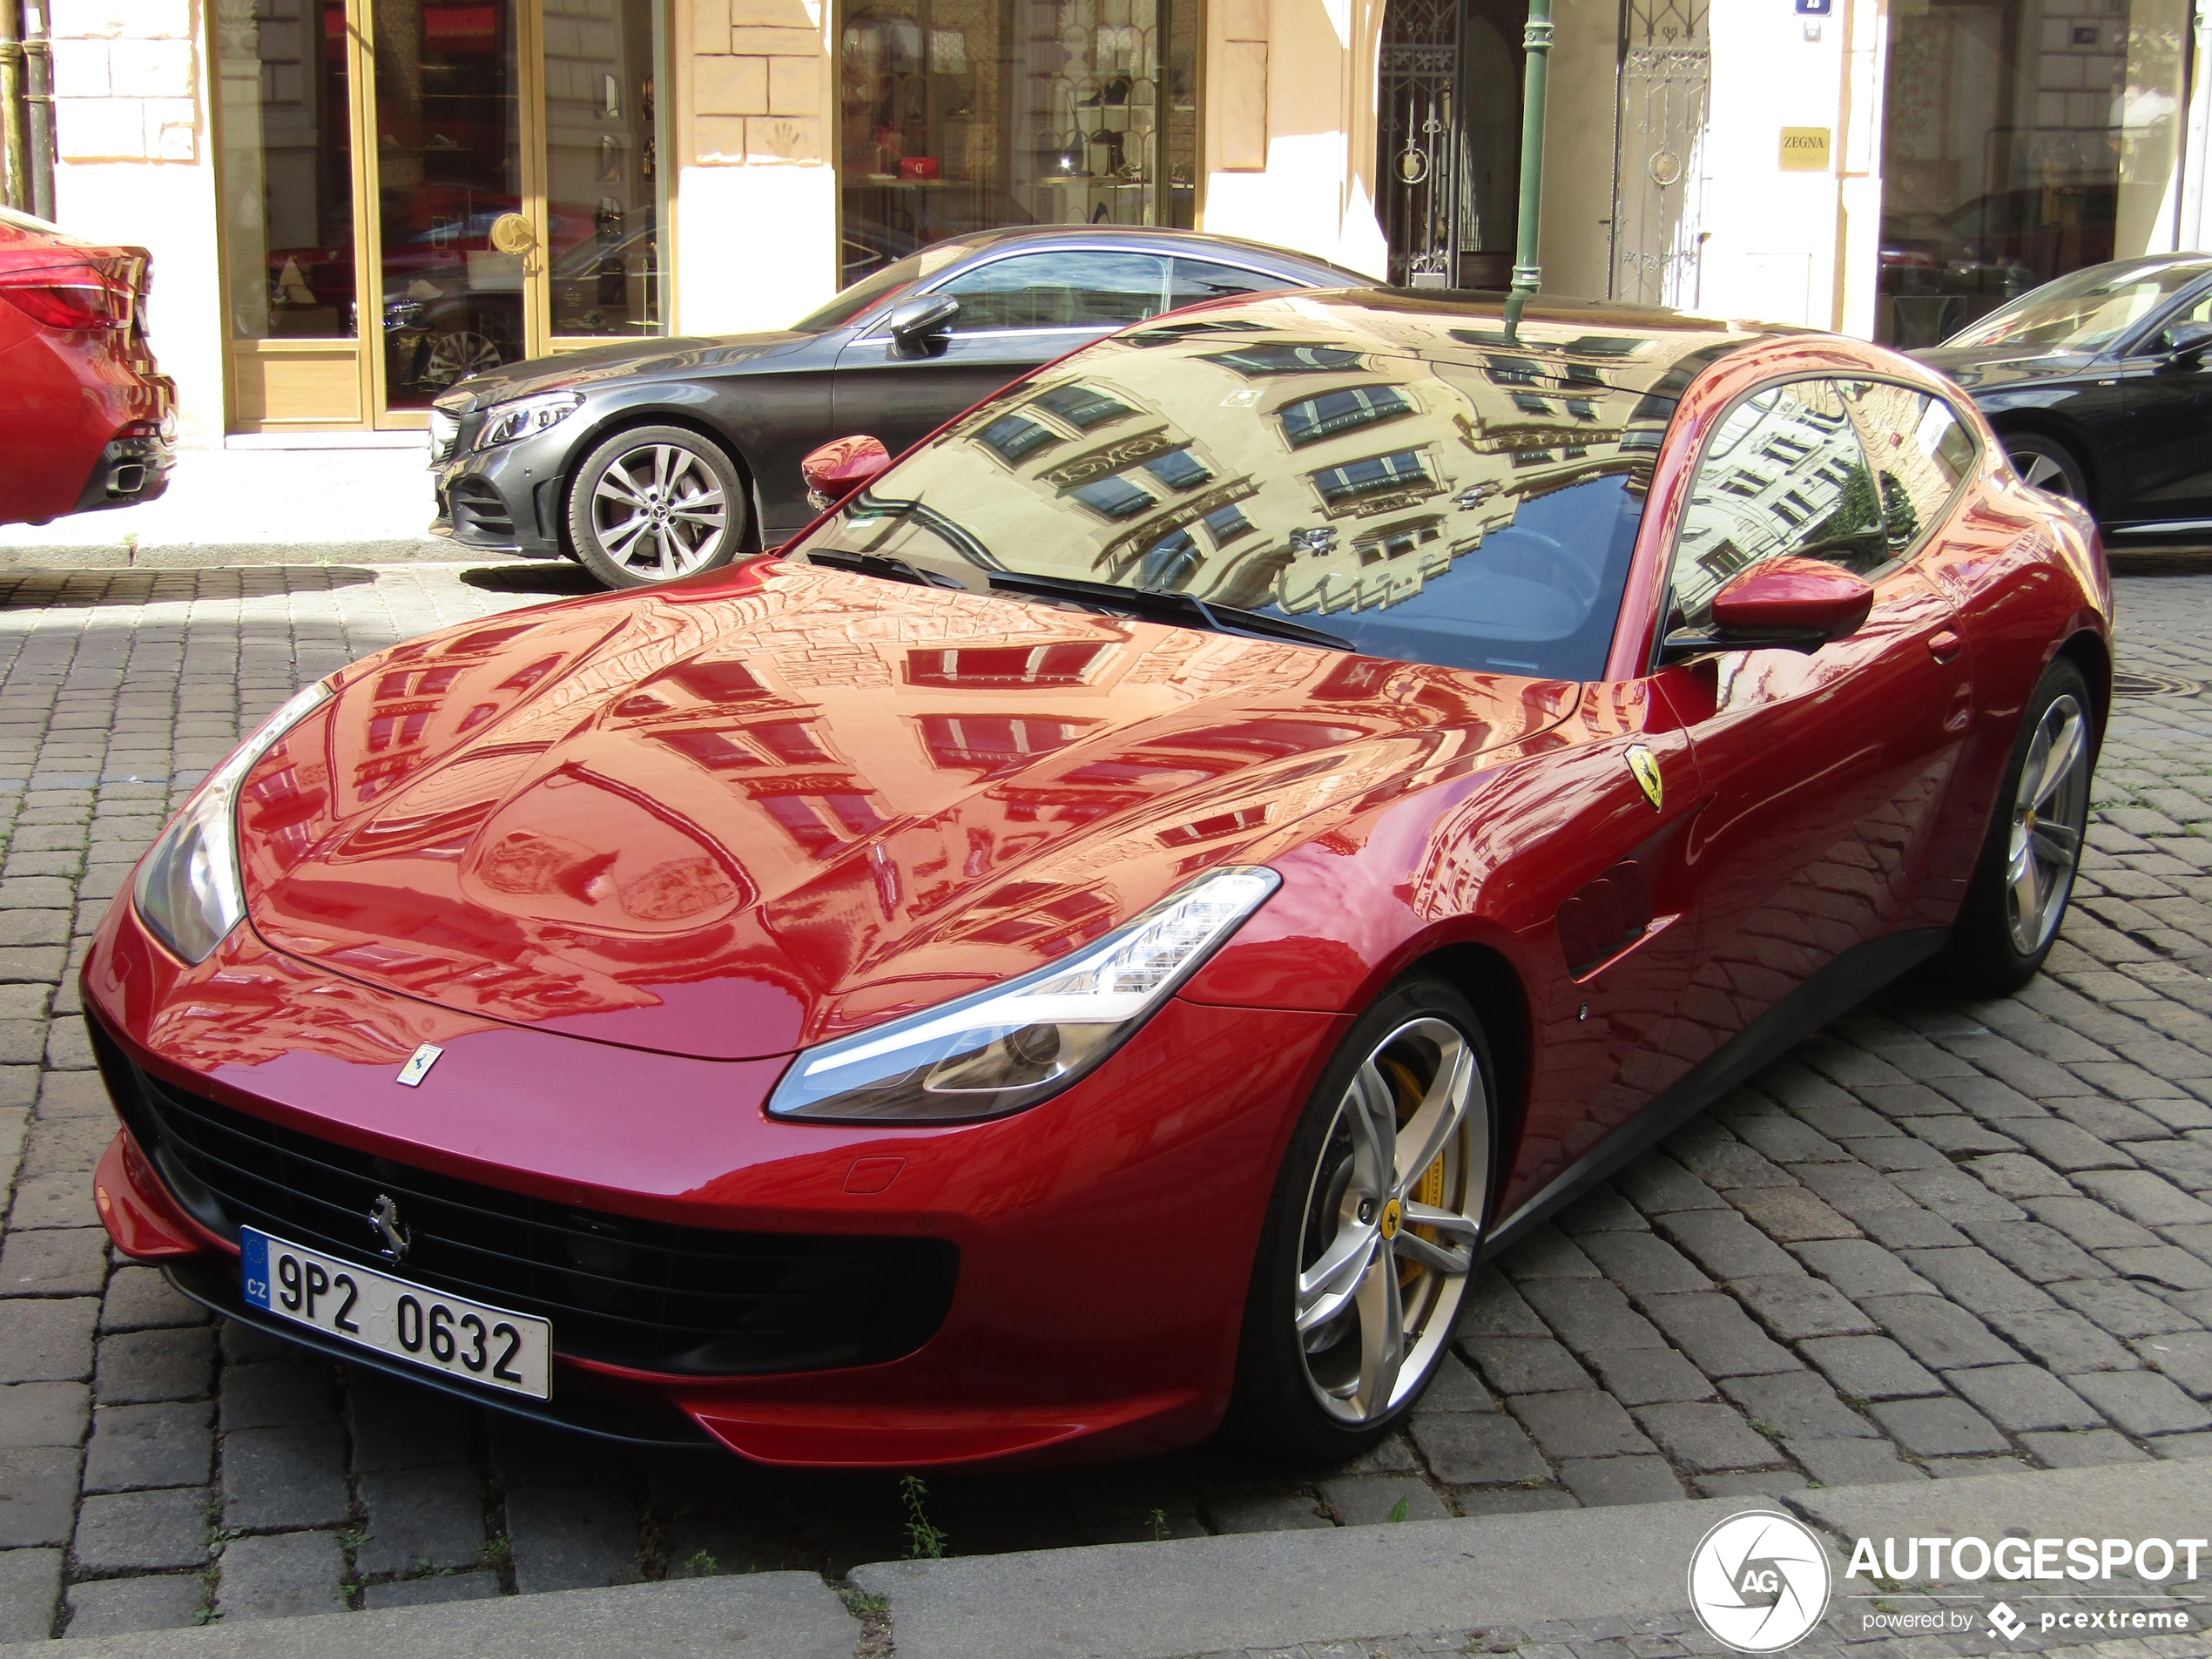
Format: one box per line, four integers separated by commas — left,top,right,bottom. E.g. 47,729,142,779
886,294,960,354
801,435,891,510
2161,320,2212,368
1658,556,1874,664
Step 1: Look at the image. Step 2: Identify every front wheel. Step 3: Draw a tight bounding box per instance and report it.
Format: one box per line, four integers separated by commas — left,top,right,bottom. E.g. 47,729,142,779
1936,657,2095,992
1230,977,1496,1462
566,425,748,590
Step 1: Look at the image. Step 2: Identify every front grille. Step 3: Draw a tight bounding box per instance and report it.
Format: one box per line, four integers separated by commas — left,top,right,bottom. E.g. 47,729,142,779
446,480,515,542
87,1016,958,1378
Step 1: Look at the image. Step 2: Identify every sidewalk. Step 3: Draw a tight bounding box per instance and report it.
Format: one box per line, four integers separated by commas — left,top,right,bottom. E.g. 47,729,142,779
1,1460,2203,1659
0,442,484,570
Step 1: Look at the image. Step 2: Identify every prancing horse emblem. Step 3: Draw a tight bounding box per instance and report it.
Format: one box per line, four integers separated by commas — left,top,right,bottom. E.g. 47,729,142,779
1626,745,1663,812
369,1194,410,1264
395,1043,442,1087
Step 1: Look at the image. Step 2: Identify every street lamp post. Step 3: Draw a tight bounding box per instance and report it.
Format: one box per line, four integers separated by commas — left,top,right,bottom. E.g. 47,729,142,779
1502,0,1552,340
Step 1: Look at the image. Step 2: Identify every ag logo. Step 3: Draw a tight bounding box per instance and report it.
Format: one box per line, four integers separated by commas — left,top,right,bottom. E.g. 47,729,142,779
1687,1510,1832,1653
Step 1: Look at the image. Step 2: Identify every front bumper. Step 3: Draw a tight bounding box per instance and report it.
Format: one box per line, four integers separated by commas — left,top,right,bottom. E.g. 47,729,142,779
428,422,576,558
81,894,1344,1468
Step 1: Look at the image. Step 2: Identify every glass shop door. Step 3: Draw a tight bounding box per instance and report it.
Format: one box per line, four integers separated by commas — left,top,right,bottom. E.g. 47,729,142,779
219,0,668,433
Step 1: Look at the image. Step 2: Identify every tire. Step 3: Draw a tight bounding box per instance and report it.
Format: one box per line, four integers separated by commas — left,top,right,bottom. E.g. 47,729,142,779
1935,656,2096,993
565,425,748,590
1229,976,1497,1462
2004,433,2091,513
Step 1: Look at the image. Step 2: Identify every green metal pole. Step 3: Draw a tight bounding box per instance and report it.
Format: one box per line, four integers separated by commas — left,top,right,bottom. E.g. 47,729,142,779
1501,0,1552,340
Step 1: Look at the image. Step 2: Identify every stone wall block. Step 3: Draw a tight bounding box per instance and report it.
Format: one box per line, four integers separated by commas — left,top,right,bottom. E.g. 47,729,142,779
55,98,148,162
729,0,816,28
728,26,824,57
695,54,769,116
1215,41,1269,172
49,0,192,38
49,39,109,98
694,114,749,165
766,55,822,117
108,38,195,99
746,114,823,164
691,0,732,46
145,99,201,163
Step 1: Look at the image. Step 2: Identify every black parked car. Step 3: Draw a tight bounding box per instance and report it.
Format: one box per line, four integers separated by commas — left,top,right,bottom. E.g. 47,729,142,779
428,227,1360,588
1915,253,2212,541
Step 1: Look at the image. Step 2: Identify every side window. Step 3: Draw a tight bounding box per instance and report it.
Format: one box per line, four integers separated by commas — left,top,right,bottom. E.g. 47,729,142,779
1169,259,1287,311
929,252,1168,334
1838,380,1979,556
1668,378,1885,631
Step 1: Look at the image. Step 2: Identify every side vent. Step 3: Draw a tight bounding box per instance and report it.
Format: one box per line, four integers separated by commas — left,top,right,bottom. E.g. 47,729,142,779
1556,861,1654,977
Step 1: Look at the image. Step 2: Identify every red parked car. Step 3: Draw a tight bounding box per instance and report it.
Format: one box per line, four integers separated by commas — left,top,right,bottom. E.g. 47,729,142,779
82,291,2107,1467
0,205,174,526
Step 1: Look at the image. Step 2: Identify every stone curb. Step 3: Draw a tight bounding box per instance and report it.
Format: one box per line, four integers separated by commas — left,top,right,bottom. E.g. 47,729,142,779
6,1460,2202,1659
857,1460,2211,1659
0,1572,857,1658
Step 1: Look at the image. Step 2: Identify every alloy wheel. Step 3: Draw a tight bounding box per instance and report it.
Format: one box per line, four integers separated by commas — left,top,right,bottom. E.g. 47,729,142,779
2005,691,2089,954
421,331,506,388
1293,1015,1487,1425
590,442,731,583
2010,446,2078,500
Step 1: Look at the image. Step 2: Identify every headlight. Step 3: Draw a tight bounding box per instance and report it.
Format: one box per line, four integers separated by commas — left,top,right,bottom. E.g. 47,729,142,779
767,867,1281,1123
474,390,582,450
132,681,334,964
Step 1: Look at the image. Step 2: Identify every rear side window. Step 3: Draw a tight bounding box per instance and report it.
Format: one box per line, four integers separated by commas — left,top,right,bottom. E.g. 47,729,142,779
1668,378,1885,631
1838,380,1978,556
1170,259,1287,311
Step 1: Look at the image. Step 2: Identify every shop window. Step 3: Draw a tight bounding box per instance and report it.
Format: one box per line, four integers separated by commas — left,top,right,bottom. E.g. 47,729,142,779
1878,0,2190,347
838,0,1199,288
219,0,358,341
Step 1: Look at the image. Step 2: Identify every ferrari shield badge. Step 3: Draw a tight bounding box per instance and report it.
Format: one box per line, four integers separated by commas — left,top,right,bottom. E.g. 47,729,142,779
1625,745,1663,812
395,1043,443,1087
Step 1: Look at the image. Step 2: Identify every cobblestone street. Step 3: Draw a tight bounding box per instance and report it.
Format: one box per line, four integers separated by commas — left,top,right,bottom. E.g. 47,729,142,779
1,561,2210,1639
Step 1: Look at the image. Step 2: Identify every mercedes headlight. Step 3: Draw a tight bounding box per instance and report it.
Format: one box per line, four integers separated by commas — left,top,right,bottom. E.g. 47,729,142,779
132,681,334,964
474,390,582,450
768,867,1281,1123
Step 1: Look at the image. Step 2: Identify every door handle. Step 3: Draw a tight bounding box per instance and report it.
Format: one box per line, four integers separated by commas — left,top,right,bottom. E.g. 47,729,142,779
1928,629,1964,664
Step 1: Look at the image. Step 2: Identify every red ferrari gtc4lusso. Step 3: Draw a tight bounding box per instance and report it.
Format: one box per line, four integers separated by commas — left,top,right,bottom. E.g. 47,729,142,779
84,291,2108,1469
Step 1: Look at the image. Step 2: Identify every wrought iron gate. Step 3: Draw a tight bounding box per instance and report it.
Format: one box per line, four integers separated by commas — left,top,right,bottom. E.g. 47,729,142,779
1379,0,1463,286
1611,0,1710,307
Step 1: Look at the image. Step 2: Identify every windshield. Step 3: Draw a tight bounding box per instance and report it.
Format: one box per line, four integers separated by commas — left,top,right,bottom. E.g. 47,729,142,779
790,243,974,334
1946,260,2212,353
786,308,1692,679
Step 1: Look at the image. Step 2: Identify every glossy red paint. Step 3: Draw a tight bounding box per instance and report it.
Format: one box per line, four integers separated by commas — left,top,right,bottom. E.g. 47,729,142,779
1709,556,1875,643
799,434,893,502
0,212,175,526
82,302,2111,1468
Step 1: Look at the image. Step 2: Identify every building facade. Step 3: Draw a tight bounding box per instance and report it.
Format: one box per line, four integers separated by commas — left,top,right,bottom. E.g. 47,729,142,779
3,0,2205,447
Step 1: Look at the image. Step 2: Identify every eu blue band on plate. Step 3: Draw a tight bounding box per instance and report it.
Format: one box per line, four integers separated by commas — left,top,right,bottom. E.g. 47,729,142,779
240,1227,272,1311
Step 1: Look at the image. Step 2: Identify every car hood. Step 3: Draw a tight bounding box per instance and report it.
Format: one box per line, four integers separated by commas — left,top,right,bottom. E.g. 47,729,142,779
239,560,1575,1061
1911,345,2101,392
443,330,823,408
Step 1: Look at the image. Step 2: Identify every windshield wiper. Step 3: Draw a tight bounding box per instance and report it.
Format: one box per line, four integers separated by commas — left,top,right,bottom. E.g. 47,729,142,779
804,548,966,590
985,570,1352,652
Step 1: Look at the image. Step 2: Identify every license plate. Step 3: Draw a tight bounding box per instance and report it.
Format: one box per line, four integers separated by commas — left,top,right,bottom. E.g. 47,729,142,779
241,1227,551,1399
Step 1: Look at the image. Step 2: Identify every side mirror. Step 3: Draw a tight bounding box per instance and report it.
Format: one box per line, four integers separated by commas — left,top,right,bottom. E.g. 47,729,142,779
886,293,960,354
801,435,892,510
1660,556,1874,663
2161,320,2212,368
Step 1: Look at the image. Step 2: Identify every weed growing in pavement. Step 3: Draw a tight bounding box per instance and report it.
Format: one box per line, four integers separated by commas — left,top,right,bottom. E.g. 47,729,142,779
1146,1507,1169,1542
1387,1495,1410,1523
900,1475,948,1560
481,1536,513,1568
841,1588,890,1618
685,1549,720,1578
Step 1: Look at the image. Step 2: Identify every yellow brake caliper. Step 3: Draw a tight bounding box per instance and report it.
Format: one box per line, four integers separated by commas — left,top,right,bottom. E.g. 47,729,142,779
1382,1058,1447,1286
